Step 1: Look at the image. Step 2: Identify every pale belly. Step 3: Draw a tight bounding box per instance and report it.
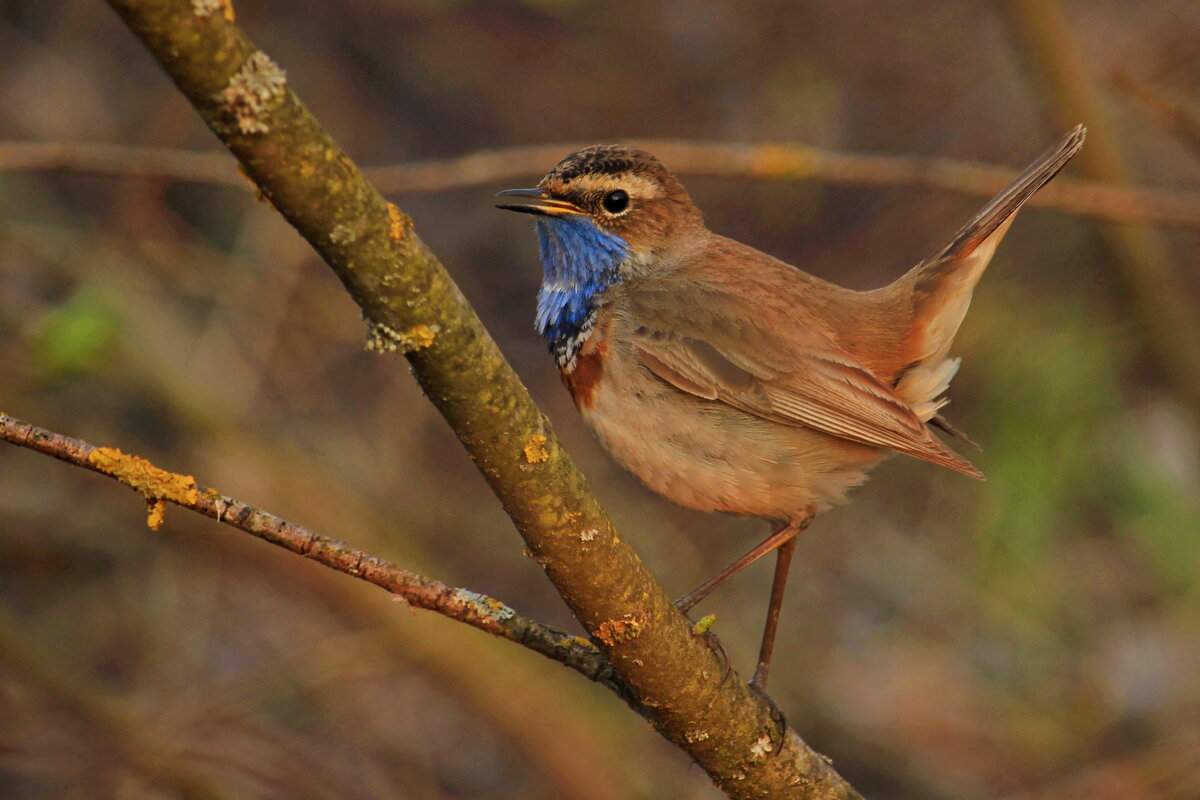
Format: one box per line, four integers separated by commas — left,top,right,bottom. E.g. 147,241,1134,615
577,356,889,522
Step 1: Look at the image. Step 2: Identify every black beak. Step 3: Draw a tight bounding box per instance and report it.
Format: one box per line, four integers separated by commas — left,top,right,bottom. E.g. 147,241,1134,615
495,188,584,217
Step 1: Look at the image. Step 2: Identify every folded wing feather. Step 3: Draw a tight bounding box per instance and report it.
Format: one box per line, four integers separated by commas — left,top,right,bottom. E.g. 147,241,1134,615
629,309,982,478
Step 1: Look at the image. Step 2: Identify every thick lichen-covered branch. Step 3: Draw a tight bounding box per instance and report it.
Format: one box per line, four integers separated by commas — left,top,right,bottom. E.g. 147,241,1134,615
98,2,862,797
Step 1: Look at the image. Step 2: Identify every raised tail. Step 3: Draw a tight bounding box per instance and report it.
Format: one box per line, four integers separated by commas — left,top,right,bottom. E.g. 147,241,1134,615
924,124,1086,270
892,126,1086,418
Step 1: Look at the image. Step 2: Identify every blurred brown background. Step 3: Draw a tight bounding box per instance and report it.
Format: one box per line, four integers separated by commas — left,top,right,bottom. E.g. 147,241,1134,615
2,1,1199,798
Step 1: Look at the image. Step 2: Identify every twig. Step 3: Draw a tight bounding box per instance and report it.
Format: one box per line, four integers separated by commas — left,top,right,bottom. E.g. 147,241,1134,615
1,138,1199,228
0,412,628,700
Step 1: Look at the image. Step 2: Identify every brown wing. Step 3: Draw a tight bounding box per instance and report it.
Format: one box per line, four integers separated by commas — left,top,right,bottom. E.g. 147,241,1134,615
626,292,983,478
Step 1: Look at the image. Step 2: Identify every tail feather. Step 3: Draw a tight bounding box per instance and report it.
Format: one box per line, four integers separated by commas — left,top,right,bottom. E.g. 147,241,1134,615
894,126,1086,408
927,124,1087,269
891,126,1085,467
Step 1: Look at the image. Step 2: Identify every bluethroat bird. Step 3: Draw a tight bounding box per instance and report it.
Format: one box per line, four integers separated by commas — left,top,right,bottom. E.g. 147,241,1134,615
497,126,1085,688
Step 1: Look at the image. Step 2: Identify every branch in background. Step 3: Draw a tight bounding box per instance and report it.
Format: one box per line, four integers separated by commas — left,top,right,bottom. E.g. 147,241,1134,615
1111,71,1200,165
1005,0,1200,427
0,412,629,700
2,138,1200,228
370,140,1200,229
0,141,247,188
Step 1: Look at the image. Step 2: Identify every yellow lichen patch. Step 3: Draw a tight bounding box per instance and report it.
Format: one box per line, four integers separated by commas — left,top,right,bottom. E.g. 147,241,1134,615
387,203,412,242
88,447,199,530
749,144,815,179
400,324,437,351
88,447,200,504
523,434,549,464
364,320,439,354
146,499,167,531
594,613,647,646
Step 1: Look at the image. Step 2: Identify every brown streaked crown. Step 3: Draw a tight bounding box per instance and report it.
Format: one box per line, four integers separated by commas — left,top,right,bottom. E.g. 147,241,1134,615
538,145,705,256
544,145,672,184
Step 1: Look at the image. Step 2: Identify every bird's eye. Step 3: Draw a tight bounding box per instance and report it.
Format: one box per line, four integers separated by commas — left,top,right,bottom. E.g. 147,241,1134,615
601,189,629,215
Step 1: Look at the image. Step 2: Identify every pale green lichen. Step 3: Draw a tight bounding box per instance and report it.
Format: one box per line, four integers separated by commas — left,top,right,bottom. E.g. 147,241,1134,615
747,734,773,762
192,0,234,19
457,589,516,621
364,319,440,354
216,51,286,134
329,223,357,245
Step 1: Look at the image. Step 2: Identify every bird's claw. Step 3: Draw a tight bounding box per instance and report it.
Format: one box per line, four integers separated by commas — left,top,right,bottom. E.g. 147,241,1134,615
688,617,734,684
747,679,788,754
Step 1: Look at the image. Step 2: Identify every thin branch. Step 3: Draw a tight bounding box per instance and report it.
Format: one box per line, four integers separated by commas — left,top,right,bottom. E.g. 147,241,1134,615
98,2,858,796
0,412,629,701
2,138,1200,228
0,141,247,187
1111,71,1200,165
370,141,1200,228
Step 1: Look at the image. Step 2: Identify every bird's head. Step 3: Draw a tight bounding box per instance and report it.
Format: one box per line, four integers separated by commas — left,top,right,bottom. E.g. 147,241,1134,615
497,145,702,355
497,144,703,265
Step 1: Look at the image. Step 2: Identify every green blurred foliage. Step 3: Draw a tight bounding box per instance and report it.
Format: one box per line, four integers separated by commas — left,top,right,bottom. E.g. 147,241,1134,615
27,287,120,378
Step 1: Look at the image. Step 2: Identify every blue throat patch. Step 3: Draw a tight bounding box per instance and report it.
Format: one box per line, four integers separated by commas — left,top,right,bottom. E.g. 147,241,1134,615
534,216,630,352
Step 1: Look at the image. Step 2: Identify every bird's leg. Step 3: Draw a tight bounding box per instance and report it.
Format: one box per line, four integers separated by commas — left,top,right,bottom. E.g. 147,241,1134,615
750,536,797,689
675,516,812,614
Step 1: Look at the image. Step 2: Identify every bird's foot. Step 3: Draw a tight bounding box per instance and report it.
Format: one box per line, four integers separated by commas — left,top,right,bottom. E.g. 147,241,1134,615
688,615,733,683
747,679,788,755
